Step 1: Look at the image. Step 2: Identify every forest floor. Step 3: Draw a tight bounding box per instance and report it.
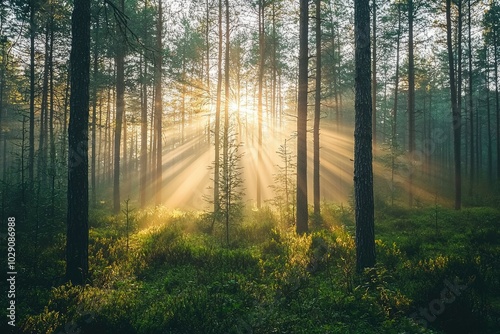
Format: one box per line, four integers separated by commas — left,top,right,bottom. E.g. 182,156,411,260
4,204,500,334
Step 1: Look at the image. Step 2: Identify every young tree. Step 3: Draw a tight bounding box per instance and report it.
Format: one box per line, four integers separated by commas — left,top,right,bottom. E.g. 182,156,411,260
66,0,90,285
296,0,309,235
354,0,375,272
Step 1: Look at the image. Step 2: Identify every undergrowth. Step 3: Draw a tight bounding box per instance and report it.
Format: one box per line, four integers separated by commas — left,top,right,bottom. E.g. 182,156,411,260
8,204,500,333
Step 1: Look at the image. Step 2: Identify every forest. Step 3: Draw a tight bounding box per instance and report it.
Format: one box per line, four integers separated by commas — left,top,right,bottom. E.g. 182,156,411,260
0,0,499,332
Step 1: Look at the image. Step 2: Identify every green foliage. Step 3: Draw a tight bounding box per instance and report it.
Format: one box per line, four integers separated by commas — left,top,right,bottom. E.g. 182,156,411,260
14,205,500,333
268,138,296,227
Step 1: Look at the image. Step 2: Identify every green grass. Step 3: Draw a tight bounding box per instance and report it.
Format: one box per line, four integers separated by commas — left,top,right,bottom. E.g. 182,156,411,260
9,204,500,333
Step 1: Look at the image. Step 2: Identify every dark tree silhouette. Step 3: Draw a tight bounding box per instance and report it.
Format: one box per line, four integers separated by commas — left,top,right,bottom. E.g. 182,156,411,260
354,0,375,272
66,0,90,285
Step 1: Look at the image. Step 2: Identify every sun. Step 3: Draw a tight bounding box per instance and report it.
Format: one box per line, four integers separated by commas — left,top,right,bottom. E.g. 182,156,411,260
230,102,255,120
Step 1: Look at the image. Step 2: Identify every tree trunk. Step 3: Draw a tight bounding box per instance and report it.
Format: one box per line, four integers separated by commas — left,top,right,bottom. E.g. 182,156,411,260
66,0,90,286
28,2,35,187
224,0,230,244
468,0,474,196
155,0,163,205
296,0,309,235
257,0,264,208
49,7,55,215
213,0,222,213
494,29,500,180
391,2,401,207
205,0,211,146
313,0,321,217
408,0,415,207
91,11,99,207
113,0,126,214
446,0,462,210
486,46,492,182
38,22,50,187
272,3,277,127
371,0,377,146
354,0,375,272
140,47,148,206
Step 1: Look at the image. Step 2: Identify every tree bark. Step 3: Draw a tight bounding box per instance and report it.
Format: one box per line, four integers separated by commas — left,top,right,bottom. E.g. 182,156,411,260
313,0,321,217
296,0,309,235
91,11,99,207
66,0,90,285
446,0,462,210
213,0,222,213
140,17,148,208
391,2,402,207
354,0,375,272
257,0,265,208
224,0,230,244
408,0,415,207
28,2,35,187
371,0,377,146
155,0,163,205
113,0,126,213
467,0,474,196
494,29,500,180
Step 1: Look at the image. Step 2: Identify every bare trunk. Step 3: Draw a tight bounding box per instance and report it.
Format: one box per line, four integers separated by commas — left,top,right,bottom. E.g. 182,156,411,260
354,0,375,272
66,0,90,285
446,0,462,210
257,0,264,208
313,0,321,217
408,0,415,207
296,0,309,234
155,0,163,205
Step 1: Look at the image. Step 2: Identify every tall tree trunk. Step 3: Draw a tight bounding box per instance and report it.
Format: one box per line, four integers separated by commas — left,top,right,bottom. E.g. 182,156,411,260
296,0,309,235
214,0,222,213
371,0,377,146
468,0,474,196
271,1,277,127
91,11,99,207
391,2,402,207
223,0,230,245
257,0,264,208
113,0,126,214
354,0,375,272
140,48,148,207
486,46,492,182
28,1,35,188
494,29,500,180
38,22,50,188
1,8,6,216
62,62,70,163
66,0,90,286
313,0,321,217
49,6,55,216
155,0,163,205
408,0,415,207
446,0,462,210
457,0,464,182
140,0,149,208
